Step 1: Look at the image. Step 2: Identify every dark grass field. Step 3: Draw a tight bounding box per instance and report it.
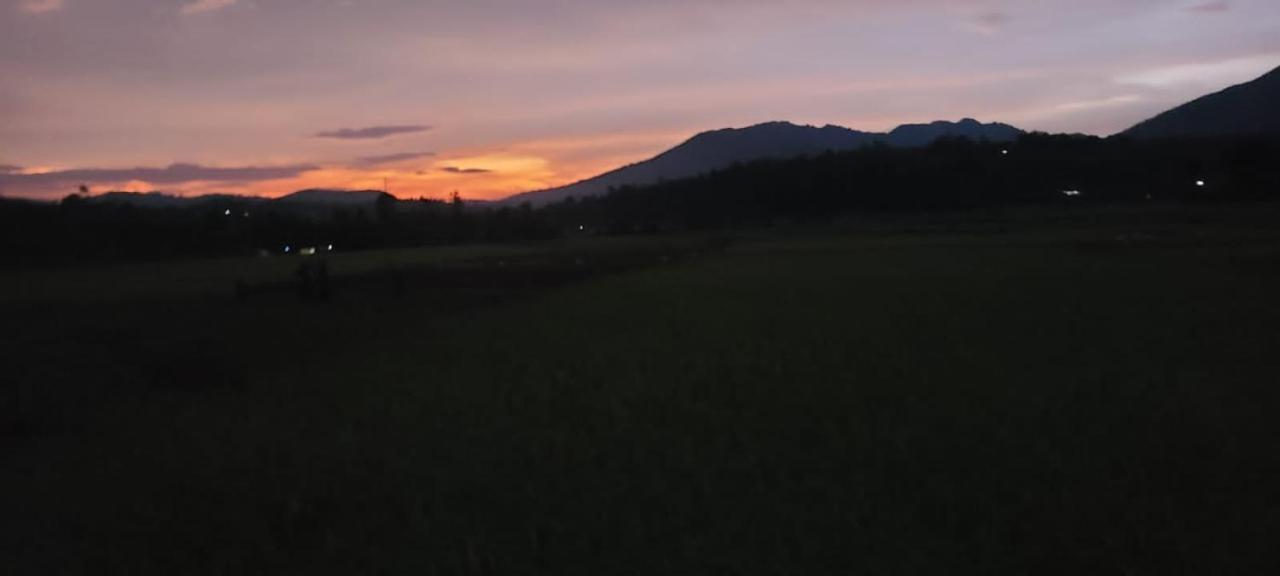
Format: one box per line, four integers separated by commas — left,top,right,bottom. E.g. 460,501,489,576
4,206,1280,574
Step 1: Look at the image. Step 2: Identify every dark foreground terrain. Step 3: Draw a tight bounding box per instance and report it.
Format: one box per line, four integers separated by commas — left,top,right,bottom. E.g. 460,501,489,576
3,204,1280,574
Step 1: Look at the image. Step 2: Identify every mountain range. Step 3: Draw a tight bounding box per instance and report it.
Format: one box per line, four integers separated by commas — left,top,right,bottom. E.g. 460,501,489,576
77,65,1279,209
504,118,1023,205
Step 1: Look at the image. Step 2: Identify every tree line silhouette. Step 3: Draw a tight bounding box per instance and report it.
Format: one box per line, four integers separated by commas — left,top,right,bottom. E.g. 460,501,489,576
2,133,1277,267
540,133,1280,233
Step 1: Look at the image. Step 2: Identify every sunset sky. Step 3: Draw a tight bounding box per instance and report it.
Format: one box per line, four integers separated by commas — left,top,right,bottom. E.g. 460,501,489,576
2,0,1278,201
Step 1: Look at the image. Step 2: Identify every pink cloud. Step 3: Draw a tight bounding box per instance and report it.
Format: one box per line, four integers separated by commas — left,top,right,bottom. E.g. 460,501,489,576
17,0,63,14
180,0,236,15
964,11,1013,35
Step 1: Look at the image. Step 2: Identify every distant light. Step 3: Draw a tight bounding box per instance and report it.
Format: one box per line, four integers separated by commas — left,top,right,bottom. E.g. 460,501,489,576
224,209,231,215
243,211,250,218
578,225,585,231
301,247,317,256
284,246,291,253
1062,190,1081,197
326,244,334,251
1196,180,1206,187
1001,149,1009,155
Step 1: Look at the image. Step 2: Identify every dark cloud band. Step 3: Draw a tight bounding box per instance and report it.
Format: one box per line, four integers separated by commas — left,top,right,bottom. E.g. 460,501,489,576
357,151,437,165
0,162,318,186
315,125,432,140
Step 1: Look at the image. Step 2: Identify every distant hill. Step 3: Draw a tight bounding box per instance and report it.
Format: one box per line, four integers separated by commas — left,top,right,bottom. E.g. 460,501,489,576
276,189,392,206
86,189,393,209
503,118,1023,205
1123,65,1280,139
887,118,1023,147
88,191,259,208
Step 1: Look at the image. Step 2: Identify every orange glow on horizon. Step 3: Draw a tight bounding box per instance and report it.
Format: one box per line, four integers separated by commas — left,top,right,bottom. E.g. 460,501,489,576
4,129,695,201
200,131,683,201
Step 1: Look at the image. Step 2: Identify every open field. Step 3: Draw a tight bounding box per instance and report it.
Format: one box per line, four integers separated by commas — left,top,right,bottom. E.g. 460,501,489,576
4,206,1280,574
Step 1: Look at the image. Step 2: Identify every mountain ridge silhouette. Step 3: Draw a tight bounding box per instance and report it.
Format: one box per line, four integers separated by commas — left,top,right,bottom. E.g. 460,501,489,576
84,188,393,209
503,118,1023,205
1123,65,1280,139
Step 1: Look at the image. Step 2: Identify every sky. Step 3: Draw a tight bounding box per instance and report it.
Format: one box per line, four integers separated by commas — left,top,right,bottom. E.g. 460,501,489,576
2,0,1278,201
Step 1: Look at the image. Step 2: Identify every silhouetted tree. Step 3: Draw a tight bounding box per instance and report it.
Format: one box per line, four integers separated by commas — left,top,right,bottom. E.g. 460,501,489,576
375,192,397,223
